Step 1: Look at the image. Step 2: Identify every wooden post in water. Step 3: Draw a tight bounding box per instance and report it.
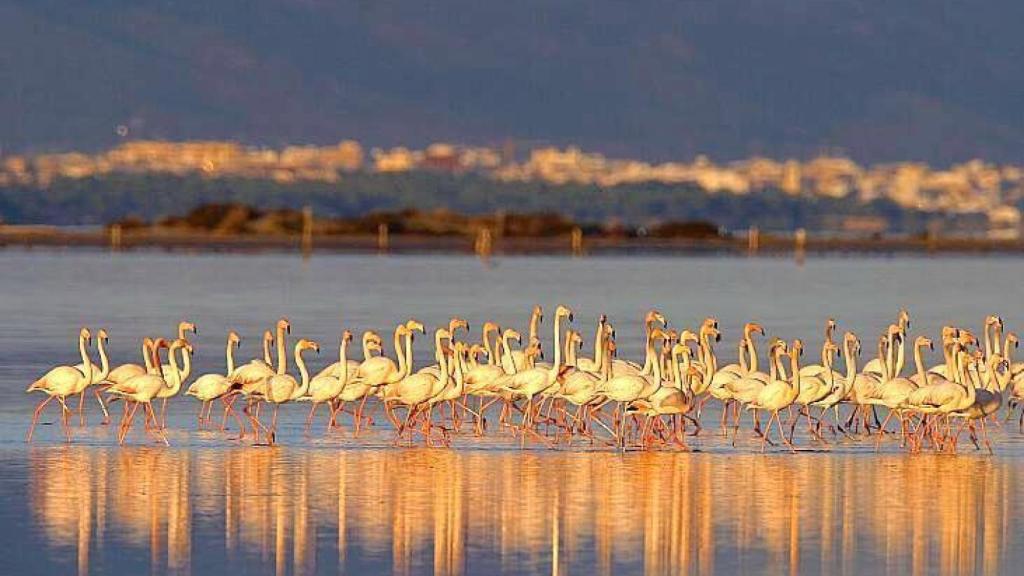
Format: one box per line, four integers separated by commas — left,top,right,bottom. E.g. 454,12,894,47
794,227,806,265
301,206,313,257
475,227,493,259
747,225,760,254
926,221,940,252
571,227,583,257
109,224,122,252
377,223,389,254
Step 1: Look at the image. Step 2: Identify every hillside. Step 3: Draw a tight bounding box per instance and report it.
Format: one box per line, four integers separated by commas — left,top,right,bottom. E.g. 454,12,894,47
3,1,1023,164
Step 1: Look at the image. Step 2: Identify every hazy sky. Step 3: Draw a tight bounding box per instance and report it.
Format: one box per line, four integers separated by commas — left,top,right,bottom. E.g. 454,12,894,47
2,1,1022,164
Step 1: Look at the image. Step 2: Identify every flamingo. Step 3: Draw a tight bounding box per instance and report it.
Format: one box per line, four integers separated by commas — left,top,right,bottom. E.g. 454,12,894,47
315,330,381,381
155,332,194,428
384,328,451,444
259,339,320,445
510,306,543,371
301,330,352,433
73,328,110,425
26,328,93,442
746,340,804,452
185,331,243,432
110,339,190,446
501,305,573,441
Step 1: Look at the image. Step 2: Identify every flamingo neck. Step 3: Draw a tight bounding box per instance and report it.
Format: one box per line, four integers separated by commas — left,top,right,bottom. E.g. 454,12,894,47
942,342,954,375
701,332,717,380
293,345,310,398
96,337,110,381
167,343,183,387
361,334,373,361
142,339,154,372
913,342,926,384
641,333,655,375
225,338,236,376
548,316,564,378
276,324,288,375
529,311,540,343
843,340,857,391
437,334,449,387
670,350,683,391
501,333,516,370
789,352,801,398
884,334,895,381
738,342,748,373
895,335,906,378
393,327,407,378
403,330,415,378
263,335,273,365
481,326,496,366
748,334,760,374
78,334,93,383
877,338,888,381
651,340,663,386
178,345,192,382
591,326,605,369
339,338,350,387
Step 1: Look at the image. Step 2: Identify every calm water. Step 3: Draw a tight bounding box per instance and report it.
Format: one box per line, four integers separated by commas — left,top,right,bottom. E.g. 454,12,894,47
2,250,1023,575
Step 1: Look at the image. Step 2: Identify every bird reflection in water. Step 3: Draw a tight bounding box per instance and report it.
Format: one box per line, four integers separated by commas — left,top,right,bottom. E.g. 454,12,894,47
27,448,1021,575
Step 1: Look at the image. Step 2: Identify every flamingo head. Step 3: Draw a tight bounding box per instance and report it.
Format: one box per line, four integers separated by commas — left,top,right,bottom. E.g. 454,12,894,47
790,339,804,356
1007,333,1019,348
917,336,933,351
645,310,666,326
449,317,469,335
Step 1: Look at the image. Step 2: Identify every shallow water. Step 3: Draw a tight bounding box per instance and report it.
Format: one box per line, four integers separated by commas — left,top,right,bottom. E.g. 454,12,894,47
2,250,1023,574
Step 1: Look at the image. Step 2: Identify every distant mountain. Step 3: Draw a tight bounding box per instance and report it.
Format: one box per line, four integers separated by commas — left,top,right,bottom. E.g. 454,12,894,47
3,1,1023,165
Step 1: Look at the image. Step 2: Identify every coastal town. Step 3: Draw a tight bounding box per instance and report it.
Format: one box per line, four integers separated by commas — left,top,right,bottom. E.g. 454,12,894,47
1,139,1021,235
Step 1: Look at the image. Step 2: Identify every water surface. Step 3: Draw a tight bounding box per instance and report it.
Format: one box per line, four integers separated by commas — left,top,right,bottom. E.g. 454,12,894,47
1,250,1022,574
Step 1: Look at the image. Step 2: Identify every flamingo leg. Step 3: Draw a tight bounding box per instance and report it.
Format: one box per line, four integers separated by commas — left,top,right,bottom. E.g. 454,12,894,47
268,404,280,445
221,395,246,440
77,391,87,426
305,402,318,435
26,396,54,443
160,398,169,430
979,417,993,455
93,388,110,425
55,397,74,442
119,402,141,445
761,412,776,452
145,403,170,446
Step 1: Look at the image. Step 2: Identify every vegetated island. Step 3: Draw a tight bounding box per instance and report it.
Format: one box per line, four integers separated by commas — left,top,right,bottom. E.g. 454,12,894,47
1,201,1021,256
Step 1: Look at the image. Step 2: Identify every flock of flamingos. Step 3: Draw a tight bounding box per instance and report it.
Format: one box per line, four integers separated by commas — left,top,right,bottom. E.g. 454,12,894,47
24,306,1024,453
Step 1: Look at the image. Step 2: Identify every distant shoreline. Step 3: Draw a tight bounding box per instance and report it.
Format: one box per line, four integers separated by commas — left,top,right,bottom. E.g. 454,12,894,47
2,227,1023,256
